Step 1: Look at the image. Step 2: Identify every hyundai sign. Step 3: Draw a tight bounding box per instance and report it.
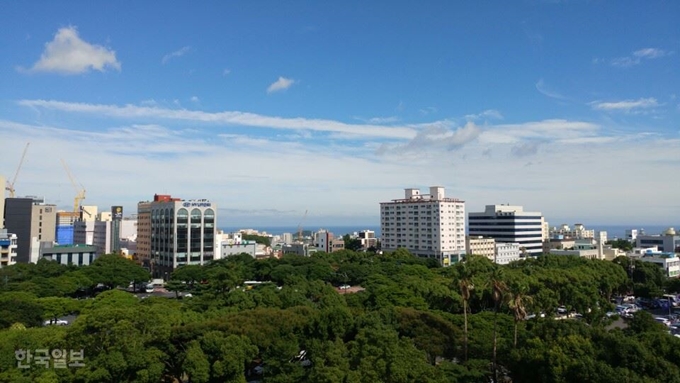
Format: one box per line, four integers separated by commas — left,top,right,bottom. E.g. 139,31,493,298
182,202,212,208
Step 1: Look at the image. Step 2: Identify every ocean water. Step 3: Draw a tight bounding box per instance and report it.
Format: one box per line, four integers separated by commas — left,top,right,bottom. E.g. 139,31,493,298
219,224,678,239
219,225,381,237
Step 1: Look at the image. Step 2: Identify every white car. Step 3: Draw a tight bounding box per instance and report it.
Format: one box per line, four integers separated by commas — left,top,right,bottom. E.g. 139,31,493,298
654,317,671,326
44,319,68,326
339,285,351,290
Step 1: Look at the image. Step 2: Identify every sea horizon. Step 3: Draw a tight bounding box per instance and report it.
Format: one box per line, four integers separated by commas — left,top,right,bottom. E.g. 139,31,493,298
219,223,677,239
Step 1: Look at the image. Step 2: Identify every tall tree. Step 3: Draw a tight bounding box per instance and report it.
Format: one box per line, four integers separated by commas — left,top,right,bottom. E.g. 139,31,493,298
490,267,507,383
456,263,475,362
506,280,532,348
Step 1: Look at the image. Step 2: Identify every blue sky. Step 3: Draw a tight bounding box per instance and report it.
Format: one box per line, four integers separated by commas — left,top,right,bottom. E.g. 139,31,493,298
1,1,679,227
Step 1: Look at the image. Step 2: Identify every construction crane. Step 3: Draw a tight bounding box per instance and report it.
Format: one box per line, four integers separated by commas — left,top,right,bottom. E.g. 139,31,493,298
60,159,86,214
297,209,308,242
5,142,30,198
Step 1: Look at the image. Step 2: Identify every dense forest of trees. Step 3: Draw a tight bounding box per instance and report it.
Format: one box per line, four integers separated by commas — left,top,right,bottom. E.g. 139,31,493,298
1,251,679,383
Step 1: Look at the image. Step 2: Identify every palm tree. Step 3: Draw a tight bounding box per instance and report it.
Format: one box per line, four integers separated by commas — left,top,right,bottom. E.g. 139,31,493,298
490,267,507,383
458,264,474,362
507,281,532,348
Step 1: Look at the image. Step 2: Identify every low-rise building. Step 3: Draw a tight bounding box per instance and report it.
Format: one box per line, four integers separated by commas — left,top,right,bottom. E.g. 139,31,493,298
0,229,18,267
358,230,379,249
39,243,98,266
635,250,680,278
466,236,495,259
549,223,595,240
635,228,680,253
218,232,258,258
494,242,521,264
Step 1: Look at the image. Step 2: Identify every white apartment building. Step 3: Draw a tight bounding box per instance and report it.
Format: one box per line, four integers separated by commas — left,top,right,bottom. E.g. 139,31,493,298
466,236,496,260
626,229,638,242
549,223,595,239
380,186,466,266
468,204,544,256
494,242,521,265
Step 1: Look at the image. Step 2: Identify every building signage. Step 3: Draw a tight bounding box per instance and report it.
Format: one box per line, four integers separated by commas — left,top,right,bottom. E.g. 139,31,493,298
182,202,212,208
112,206,123,221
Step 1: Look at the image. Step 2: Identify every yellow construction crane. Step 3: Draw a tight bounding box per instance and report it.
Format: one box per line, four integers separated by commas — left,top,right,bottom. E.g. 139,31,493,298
5,142,30,198
297,209,308,242
60,159,86,214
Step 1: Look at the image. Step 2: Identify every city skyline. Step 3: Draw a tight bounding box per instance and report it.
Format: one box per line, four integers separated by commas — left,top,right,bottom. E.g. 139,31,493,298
1,2,679,226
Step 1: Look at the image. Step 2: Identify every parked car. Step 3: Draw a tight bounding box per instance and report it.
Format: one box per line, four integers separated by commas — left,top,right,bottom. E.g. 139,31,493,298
654,317,671,327
44,319,68,326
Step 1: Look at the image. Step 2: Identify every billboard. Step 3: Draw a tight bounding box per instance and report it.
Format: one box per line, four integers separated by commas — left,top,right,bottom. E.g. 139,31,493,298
112,206,123,221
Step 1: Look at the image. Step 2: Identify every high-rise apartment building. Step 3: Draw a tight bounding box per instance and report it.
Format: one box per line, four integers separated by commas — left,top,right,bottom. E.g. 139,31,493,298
138,195,217,279
4,197,57,263
468,204,544,256
380,186,466,266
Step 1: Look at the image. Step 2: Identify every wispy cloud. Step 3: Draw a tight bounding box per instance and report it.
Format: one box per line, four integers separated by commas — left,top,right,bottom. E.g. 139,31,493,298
223,68,231,76
535,79,566,100
590,98,659,112
354,116,400,124
190,96,200,103
376,121,481,155
511,141,542,157
419,106,438,115
18,26,120,75
267,77,295,93
17,99,417,139
610,48,670,67
465,109,503,121
162,46,191,64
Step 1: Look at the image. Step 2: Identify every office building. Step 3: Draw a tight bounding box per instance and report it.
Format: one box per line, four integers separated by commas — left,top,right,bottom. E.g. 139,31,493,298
635,249,680,278
635,228,680,253
468,204,544,256
55,211,79,245
140,195,216,279
380,186,466,266
314,229,345,253
136,201,152,263
73,220,112,255
0,229,18,267
466,236,496,260
626,229,638,242
0,175,5,228
218,232,257,258
494,242,521,265
4,197,57,263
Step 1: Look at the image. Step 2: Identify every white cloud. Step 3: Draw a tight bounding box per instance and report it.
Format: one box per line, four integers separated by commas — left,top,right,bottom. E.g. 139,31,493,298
1,116,678,226
376,121,481,156
633,48,668,59
465,109,503,121
20,26,120,74
17,99,417,139
190,96,200,103
267,77,296,93
354,116,400,124
419,106,438,115
610,48,670,67
162,46,191,64
223,68,231,76
590,98,659,112
535,79,566,100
